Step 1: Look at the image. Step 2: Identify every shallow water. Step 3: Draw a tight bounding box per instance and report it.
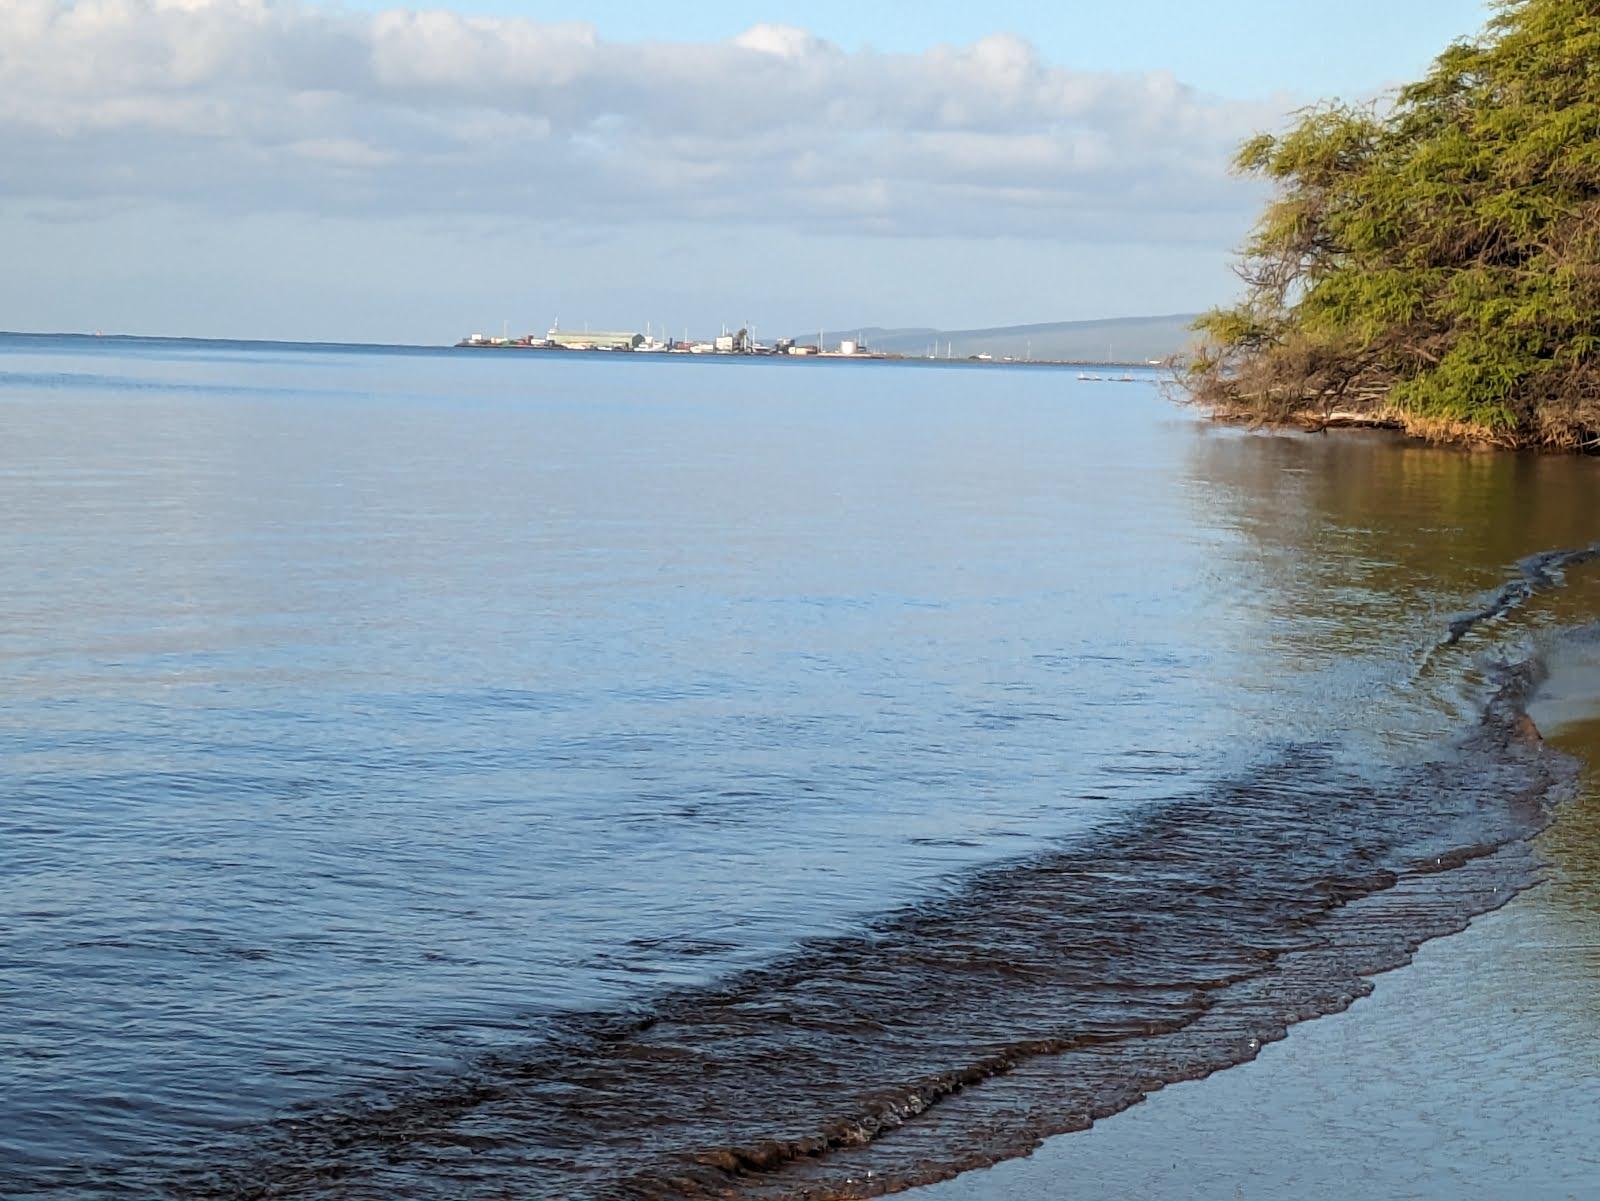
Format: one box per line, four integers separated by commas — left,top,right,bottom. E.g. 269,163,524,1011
910,649,1600,1201
2,335,1598,1196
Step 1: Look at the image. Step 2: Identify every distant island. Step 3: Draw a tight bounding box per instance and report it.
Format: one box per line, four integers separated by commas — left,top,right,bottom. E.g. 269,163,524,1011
456,313,1198,366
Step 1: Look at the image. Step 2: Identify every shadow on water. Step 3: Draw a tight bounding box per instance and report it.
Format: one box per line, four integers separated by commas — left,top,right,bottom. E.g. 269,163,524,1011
1180,429,1600,743
1184,430,1600,616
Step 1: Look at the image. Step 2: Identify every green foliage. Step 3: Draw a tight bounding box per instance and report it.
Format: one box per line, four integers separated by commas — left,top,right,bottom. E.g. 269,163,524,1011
1189,0,1600,448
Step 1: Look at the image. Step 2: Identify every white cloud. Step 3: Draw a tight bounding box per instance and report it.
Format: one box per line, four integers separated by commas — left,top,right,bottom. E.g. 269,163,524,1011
0,0,1284,241
731,23,831,62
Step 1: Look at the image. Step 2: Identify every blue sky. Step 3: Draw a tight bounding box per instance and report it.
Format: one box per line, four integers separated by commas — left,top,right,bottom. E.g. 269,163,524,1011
330,0,1492,99
0,0,1493,343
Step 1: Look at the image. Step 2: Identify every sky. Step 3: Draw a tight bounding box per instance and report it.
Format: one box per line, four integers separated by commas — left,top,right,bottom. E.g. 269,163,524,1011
0,0,1493,343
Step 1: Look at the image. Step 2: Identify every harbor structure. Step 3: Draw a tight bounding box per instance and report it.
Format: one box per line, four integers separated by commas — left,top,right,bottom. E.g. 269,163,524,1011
548,329,644,351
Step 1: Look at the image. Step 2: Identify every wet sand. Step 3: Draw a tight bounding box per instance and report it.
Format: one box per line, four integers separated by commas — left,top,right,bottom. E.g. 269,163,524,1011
909,698,1600,1201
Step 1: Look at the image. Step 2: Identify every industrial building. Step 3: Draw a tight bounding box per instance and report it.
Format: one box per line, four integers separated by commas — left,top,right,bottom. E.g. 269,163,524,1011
546,330,644,351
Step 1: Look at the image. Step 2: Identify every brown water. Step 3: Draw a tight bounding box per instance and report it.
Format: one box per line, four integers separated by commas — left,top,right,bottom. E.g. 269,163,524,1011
6,337,1600,1199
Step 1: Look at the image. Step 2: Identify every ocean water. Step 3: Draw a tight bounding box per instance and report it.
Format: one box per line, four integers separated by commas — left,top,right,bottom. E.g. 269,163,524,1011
2,335,1598,1197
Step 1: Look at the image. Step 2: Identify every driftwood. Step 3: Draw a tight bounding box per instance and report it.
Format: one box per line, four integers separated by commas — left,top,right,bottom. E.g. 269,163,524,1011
1297,410,1404,433
1197,402,1529,449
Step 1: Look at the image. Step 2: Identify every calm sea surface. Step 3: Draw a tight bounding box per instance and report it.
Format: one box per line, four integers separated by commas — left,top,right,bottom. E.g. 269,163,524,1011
3,335,1598,1197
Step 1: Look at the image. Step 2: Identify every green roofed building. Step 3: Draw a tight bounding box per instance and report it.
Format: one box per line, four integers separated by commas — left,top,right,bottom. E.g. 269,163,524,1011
547,330,644,350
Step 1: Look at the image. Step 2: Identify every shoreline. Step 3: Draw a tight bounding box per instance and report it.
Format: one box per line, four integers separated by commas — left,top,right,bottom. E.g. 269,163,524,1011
903,658,1600,1201
1199,401,1593,453
142,660,1575,1199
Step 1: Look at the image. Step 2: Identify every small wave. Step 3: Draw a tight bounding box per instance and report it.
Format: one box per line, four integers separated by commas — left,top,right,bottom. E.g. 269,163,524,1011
145,660,1572,1201
104,546,1596,1200
1445,545,1600,645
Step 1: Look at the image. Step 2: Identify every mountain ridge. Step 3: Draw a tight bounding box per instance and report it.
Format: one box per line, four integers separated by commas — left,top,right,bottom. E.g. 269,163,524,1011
798,313,1199,362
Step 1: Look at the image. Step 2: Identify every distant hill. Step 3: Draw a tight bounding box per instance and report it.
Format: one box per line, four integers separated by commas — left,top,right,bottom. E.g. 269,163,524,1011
798,314,1200,363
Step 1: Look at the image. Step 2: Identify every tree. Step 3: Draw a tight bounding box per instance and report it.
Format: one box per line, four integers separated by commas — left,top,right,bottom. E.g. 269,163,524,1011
1188,0,1600,449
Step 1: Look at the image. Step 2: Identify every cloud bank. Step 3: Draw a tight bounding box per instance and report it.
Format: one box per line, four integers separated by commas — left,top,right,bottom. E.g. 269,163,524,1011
0,0,1282,242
